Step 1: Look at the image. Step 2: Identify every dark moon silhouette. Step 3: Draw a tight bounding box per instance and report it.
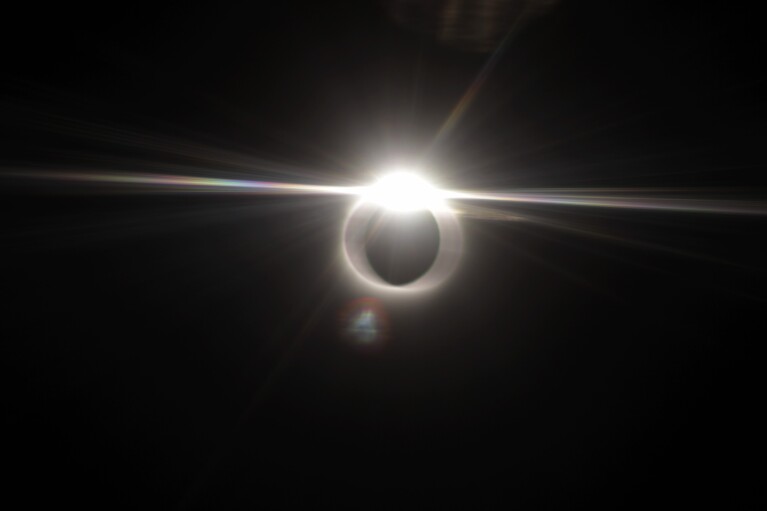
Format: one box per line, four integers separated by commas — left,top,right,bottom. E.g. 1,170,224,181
364,208,441,286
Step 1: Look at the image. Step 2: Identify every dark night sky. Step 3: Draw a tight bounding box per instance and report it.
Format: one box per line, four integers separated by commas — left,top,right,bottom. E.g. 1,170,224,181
2,2,765,508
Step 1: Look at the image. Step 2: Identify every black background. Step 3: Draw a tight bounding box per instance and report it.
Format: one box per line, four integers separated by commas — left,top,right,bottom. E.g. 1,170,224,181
2,2,765,508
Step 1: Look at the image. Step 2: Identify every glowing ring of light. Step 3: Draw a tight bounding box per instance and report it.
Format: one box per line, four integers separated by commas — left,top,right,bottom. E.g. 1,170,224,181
342,199,463,293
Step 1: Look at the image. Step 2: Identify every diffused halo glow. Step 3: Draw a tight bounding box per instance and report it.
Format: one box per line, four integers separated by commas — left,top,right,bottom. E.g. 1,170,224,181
361,171,445,212
342,173,462,293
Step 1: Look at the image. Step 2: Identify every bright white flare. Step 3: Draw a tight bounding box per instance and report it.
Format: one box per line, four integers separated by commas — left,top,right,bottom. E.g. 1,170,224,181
362,172,444,212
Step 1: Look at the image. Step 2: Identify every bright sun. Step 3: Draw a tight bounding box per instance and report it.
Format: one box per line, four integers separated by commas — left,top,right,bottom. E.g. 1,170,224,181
362,171,444,212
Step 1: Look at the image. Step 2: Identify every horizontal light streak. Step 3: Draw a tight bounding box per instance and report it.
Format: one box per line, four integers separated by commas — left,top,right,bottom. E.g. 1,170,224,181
6,170,360,196
4,170,765,216
444,189,767,216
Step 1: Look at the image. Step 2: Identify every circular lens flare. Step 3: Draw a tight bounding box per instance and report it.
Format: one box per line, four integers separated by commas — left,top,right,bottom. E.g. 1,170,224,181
340,297,389,347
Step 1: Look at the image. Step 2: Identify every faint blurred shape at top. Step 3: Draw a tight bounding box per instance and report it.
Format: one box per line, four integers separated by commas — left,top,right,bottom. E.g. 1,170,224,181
386,0,559,52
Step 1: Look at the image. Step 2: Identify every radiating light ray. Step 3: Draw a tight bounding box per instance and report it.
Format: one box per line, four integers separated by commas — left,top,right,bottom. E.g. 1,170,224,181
457,203,765,277
2,170,361,196
473,220,612,295
428,8,529,153
444,189,767,216
453,202,526,222
493,209,732,263
471,204,767,305
3,101,354,184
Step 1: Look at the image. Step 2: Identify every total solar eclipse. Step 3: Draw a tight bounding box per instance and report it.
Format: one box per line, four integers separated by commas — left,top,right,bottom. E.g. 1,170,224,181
342,172,463,293
2,3,763,506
